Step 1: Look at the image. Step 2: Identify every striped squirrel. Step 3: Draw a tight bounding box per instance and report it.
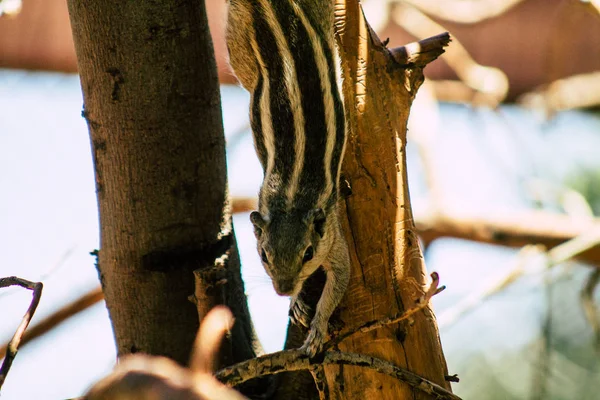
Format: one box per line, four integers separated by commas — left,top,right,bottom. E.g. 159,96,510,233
226,0,350,357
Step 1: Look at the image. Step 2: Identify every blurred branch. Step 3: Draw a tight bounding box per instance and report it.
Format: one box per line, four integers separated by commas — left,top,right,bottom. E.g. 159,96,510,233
0,286,104,360
531,266,553,400
416,210,600,265
85,306,248,400
0,277,43,390
439,227,600,328
581,269,600,351
392,3,509,106
519,72,600,117
437,245,540,328
400,0,525,24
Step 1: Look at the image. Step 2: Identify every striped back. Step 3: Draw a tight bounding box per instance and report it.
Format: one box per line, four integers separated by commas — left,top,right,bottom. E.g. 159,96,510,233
226,0,346,215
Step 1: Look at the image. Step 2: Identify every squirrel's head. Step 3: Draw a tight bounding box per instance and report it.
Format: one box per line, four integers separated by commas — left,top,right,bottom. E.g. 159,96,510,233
250,208,328,296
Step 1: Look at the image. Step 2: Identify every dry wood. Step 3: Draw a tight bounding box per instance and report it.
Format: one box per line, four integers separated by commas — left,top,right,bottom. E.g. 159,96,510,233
0,277,43,390
325,1,452,397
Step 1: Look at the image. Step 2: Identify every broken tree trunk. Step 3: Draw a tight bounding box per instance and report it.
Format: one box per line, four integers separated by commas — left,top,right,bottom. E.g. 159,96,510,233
324,1,453,398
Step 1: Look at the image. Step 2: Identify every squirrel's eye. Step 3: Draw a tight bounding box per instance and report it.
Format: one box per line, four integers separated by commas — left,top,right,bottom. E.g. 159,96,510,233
302,246,314,264
261,249,269,264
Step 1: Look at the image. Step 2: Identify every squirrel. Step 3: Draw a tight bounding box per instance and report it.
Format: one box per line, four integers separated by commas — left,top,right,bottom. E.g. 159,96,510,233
226,0,351,357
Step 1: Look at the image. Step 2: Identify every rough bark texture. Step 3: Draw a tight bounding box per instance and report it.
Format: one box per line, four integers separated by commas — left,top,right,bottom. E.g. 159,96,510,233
66,0,257,370
320,1,452,398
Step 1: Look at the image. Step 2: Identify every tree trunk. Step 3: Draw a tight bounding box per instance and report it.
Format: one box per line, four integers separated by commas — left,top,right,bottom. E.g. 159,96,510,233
321,1,452,398
66,0,258,372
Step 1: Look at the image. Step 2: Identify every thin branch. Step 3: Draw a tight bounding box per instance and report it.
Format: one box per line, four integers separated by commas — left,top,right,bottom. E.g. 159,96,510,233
416,210,600,265
216,349,461,400
0,277,43,390
328,272,444,347
0,286,103,360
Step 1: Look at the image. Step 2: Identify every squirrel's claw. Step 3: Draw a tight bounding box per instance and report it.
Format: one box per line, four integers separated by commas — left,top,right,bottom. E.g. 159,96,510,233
289,297,313,328
299,324,325,358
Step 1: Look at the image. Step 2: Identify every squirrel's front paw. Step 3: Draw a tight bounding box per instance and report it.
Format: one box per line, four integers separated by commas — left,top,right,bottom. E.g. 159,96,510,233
299,324,325,358
289,297,313,329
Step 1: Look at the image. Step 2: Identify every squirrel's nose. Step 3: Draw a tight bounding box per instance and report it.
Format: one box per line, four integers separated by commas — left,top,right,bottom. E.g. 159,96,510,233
274,279,294,296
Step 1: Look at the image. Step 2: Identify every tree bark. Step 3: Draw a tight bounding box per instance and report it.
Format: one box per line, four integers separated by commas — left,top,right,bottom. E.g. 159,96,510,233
320,1,452,398
66,0,258,372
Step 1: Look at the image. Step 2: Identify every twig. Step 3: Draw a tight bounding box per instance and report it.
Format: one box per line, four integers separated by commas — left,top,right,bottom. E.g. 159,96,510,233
216,349,460,400
0,286,103,360
328,272,445,347
580,269,600,351
0,277,43,390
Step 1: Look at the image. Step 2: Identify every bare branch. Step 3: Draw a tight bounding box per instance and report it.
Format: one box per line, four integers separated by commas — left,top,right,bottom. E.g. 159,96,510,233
0,277,43,390
519,72,600,116
328,272,445,347
216,349,461,400
417,210,600,265
0,286,103,360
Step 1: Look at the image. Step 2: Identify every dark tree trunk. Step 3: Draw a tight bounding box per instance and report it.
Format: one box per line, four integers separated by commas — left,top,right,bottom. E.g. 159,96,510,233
66,0,258,371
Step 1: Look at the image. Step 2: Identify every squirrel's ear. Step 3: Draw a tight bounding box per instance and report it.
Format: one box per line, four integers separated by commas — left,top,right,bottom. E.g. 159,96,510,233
305,208,326,237
250,211,266,237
